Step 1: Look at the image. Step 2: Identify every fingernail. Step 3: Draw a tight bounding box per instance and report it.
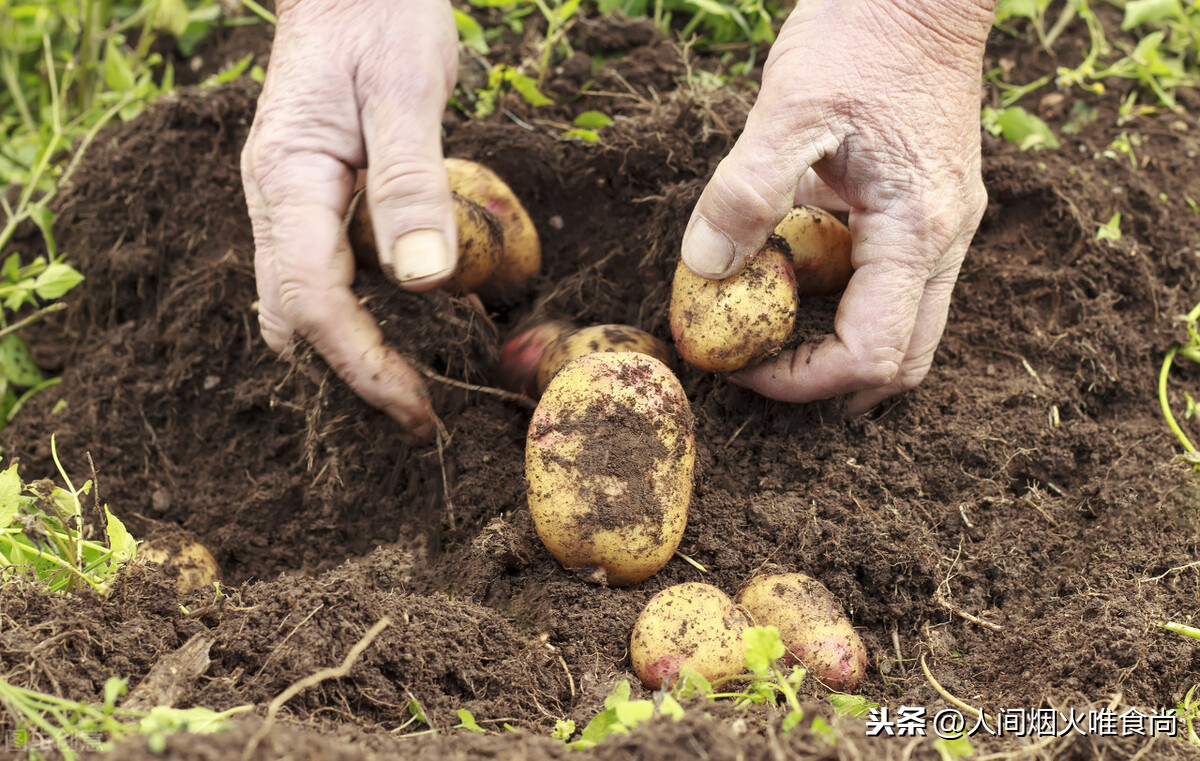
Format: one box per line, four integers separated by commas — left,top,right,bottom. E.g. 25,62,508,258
391,230,454,284
684,218,735,277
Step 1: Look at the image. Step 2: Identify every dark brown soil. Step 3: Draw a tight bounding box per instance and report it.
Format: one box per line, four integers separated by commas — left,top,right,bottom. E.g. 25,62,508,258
2,7,1200,761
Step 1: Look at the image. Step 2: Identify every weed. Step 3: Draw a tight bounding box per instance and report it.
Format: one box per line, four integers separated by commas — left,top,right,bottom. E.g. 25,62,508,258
1176,685,1200,746
981,105,1062,150
0,675,250,760
1156,300,1200,468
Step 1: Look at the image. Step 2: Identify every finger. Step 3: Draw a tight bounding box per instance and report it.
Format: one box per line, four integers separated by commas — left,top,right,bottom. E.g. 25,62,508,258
249,143,436,437
844,265,959,415
681,86,840,279
732,209,933,401
358,27,459,290
242,161,290,354
793,169,851,213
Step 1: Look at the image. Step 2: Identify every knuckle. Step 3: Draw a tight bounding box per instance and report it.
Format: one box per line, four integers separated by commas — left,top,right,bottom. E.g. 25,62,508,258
850,346,905,388
370,161,449,211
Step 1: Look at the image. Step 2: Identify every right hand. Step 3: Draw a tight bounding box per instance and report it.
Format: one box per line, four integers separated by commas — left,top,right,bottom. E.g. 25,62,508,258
241,0,461,439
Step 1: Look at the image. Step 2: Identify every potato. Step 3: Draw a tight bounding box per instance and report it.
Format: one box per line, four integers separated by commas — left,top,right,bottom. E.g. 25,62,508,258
445,158,542,295
526,352,694,586
669,241,798,373
536,324,674,395
139,533,222,595
499,319,576,397
346,188,504,294
630,582,749,689
736,572,867,691
774,205,853,297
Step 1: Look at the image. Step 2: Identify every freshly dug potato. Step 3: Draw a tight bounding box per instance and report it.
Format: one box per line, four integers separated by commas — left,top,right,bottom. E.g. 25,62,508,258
139,534,222,595
446,157,541,295
670,240,798,373
774,205,853,297
526,352,694,586
499,319,576,397
536,324,674,395
736,572,867,691
630,582,749,689
347,189,504,293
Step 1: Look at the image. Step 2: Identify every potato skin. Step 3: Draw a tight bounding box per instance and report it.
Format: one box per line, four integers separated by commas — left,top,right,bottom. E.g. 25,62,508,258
669,241,798,373
445,158,541,296
774,205,853,297
736,573,867,691
630,583,749,689
346,188,503,294
499,320,576,397
536,324,673,395
139,534,222,595
525,352,694,587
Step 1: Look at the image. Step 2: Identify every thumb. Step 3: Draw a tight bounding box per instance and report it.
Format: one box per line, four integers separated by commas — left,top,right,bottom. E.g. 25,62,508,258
681,96,839,279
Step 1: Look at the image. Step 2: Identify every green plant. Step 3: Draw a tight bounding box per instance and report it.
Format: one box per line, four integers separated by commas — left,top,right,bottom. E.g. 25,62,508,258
0,675,250,760
1176,685,1200,746
1157,300,1200,468
0,436,136,594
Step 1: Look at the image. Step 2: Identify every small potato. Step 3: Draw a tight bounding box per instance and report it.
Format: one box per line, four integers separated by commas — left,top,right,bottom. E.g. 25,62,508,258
631,582,749,689
139,534,222,595
774,205,853,297
347,189,504,294
445,158,542,295
736,573,867,691
526,352,694,586
669,241,798,373
499,319,576,397
536,324,674,395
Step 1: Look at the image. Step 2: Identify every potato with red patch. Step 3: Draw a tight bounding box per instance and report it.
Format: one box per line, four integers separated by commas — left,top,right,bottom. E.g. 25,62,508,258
774,205,853,297
536,324,673,395
670,240,798,373
498,319,576,397
445,157,541,296
736,572,867,691
525,352,694,586
631,582,749,689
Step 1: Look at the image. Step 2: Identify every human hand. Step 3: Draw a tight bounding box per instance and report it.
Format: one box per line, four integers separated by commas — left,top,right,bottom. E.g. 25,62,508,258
242,0,460,439
680,0,995,414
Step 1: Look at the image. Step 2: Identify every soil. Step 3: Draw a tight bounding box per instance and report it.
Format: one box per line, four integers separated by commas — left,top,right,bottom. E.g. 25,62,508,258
2,5,1200,760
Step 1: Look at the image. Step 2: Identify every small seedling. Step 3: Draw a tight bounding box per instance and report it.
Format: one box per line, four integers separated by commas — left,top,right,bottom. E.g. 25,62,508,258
1157,301,1200,468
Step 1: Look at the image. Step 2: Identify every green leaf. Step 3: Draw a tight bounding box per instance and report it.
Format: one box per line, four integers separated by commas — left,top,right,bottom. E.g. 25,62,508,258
103,676,128,713
1096,211,1122,242
153,0,191,36
506,69,552,107
0,335,43,387
781,709,805,734
672,667,712,700
934,731,975,760
205,54,255,87
1,254,20,284
103,37,136,93
614,699,654,728
604,680,632,710
981,106,1061,150
555,0,583,25
455,709,486,733
33,261,83,300
743,626,785,675
1122,0,1180,29
573,110,613,129
573,708,625,748
806,715,835,739
0,462,21,530
659,694,685,721
104,505,136,562
454,8,489,54
407,699,427,724
29,205,55,258
552,719,575,741
561,128,600,142
994,0,1040,22
829,694,879,718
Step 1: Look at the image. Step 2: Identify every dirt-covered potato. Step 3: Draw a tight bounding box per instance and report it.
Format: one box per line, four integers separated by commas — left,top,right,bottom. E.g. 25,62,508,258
630,582,749,689
499,319,576,397
536,324,673,395
445,157,542,296
669,241,798,373
139,534,222,595
736,572,866,691
347,189,504,294
525,352,694,586
774,205,853,297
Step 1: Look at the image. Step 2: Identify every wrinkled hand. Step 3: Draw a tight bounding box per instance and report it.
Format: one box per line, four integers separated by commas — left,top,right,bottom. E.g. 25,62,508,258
681,0,995,414
242,0,460,439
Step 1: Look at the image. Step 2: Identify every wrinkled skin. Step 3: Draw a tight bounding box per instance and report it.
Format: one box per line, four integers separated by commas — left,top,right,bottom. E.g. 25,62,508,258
681,0,995,413
242,0,995,434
